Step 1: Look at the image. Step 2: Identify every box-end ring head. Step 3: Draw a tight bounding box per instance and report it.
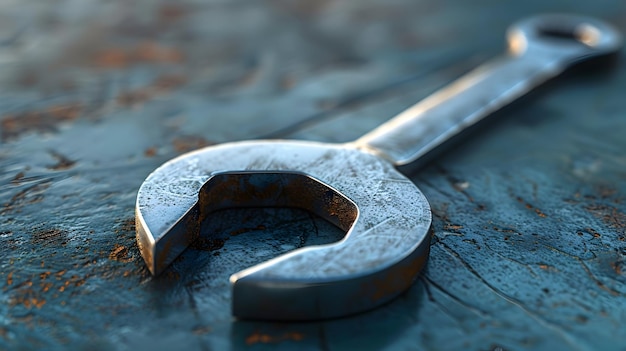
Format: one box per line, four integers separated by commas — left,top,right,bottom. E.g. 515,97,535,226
507,14,622,58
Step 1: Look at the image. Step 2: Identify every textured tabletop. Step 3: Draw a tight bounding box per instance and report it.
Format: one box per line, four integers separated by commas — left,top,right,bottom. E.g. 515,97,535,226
1,1,626,350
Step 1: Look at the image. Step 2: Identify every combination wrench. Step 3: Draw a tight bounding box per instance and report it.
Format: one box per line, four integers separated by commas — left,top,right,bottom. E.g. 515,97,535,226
135,14,621,320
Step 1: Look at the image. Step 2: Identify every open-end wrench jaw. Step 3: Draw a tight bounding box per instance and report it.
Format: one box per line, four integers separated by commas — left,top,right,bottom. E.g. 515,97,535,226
136,142,432,320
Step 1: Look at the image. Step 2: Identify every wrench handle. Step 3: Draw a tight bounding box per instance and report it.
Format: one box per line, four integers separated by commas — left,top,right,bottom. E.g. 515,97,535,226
354,14,621,166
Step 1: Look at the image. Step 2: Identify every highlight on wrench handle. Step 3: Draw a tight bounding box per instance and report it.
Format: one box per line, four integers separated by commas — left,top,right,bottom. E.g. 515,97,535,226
354,14,622,166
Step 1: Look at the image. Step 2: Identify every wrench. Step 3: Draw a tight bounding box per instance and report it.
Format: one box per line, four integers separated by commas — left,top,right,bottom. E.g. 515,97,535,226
135,14,621,320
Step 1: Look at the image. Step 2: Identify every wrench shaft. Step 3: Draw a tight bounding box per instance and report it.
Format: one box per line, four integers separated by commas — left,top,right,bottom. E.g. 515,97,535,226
355,15,621,166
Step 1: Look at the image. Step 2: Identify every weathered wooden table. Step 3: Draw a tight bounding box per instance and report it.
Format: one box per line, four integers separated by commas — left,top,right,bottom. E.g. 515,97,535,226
1,1,625,350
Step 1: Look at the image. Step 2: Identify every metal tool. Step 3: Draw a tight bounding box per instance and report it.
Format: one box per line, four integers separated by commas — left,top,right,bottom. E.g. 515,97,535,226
135,14,621,320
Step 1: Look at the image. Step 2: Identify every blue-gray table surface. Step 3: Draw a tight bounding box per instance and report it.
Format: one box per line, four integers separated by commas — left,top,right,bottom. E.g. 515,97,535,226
1,1,626,350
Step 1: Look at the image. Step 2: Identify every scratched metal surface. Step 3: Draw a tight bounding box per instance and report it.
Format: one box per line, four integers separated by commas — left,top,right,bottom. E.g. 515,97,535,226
1,0,625,350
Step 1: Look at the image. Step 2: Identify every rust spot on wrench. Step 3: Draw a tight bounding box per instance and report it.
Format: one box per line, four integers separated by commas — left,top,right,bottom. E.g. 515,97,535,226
135,14,621,320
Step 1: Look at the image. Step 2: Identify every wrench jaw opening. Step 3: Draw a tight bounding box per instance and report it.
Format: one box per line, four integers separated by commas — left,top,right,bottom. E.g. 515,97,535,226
136,170,359,276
